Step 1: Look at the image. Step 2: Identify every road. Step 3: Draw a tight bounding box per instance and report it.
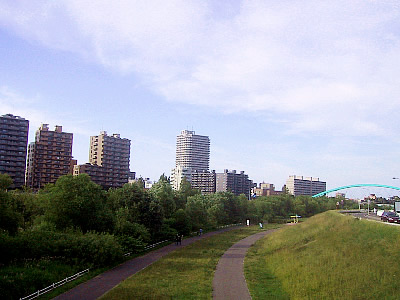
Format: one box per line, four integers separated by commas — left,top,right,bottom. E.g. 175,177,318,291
346,211,400,226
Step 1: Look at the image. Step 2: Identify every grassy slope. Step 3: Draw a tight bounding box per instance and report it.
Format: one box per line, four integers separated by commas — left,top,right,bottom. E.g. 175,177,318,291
245,211,400,299
101,225,281,300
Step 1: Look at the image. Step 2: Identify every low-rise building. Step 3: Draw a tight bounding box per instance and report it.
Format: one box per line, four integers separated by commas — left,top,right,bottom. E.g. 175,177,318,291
171,165,192,190
286,175,326,196
191,170,216,194
252,182,277,197
216,169,253,199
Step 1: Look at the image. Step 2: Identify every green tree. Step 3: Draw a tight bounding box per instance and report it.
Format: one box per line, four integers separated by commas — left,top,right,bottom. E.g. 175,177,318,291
176,177,199,210
107,182,145,223
0,189,21,235
0,173,13,190
150,175,176,218
186,194,209,230
44,174,113,233
171,209,192,235
10,188,42,230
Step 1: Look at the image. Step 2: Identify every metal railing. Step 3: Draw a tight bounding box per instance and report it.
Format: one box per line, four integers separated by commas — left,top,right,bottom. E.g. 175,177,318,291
20,269,89,300
123,240,169,257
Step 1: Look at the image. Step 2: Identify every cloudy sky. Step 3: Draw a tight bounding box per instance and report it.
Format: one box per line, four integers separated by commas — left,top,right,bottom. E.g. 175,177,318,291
1,0,400,197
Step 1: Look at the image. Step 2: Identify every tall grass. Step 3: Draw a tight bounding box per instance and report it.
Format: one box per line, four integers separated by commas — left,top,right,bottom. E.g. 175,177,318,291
245,211,400,299
101,225,282,300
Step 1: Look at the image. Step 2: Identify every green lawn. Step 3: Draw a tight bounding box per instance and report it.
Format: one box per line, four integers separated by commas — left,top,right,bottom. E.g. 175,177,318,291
245,211,400,299
101,225,282,300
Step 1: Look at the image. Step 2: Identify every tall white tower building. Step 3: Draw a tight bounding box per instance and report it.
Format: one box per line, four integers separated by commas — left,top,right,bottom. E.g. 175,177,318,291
175,130,210,171
171,130,210,190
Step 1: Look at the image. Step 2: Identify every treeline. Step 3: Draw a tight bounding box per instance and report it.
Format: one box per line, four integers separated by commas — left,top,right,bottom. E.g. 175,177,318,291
0,173,356,298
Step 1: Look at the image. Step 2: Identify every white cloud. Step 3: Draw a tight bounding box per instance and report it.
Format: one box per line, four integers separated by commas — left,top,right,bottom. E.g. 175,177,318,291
1,0,400,137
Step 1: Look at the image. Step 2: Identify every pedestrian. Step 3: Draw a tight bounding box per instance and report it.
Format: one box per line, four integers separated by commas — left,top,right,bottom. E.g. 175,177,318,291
199,228,203,236
175,233,180,246
179,234,183,245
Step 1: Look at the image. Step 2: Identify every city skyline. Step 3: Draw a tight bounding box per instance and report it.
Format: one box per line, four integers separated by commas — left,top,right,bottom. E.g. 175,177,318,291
1,1,400,198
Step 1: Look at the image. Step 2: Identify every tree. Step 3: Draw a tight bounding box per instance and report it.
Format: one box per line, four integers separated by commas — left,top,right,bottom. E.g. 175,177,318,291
0,173,13,190
186,194,209,230
107,182,146,223
176,177,199,210
150,175,176,218
171,209,192,235
10,188,42,230
0,189,21,235
44,174,112,233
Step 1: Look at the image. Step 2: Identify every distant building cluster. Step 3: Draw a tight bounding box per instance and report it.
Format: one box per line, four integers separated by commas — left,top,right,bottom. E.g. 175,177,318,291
170,130,254,198
1,114,133,190
0,113,327,197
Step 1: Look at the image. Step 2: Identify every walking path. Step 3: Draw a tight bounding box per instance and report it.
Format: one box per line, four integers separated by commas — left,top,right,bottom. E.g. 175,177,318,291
54,226,239,300
212,229,278,300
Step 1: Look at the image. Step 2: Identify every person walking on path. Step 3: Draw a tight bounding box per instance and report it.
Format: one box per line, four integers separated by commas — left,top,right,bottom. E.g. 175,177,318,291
175,233,183,245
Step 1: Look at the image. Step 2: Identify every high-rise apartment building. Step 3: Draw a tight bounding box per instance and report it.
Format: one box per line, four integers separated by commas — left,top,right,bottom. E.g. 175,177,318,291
0,114,29,188
88,131,131,188
172,130,210,190
285,175,326,196
175,130,210,171
26,124,73,189
216,169,253,199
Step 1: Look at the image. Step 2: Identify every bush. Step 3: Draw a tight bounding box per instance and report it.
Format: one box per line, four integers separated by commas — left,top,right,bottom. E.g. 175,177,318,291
116,235,146,253
154,223,177,241
0,230,124,267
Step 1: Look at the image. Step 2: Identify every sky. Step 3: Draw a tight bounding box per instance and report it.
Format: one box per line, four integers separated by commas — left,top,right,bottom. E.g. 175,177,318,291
1,0,400,198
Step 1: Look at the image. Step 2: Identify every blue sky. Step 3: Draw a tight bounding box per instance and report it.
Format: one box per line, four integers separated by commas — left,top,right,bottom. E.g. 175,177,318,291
1,0,400,198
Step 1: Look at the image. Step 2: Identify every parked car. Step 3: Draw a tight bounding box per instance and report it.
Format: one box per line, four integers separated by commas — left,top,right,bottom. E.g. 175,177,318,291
381,211,400,223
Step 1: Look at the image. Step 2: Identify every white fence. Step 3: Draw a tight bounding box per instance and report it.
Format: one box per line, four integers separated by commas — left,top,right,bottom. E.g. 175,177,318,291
123,240,169,257
20,269,89,300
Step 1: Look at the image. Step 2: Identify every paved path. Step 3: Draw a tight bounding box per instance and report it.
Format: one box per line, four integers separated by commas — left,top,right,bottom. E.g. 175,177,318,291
212,229,277,300
54,226,240,300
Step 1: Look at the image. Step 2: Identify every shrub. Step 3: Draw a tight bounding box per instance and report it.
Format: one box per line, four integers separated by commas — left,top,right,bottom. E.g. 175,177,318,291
0,230,124,267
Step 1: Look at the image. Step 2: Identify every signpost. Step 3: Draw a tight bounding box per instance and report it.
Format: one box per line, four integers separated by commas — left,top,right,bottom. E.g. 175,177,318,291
395,201,400,213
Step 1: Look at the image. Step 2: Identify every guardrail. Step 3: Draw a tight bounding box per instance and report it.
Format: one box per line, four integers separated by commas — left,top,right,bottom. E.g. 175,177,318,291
123,240,170,257
20,269,89,300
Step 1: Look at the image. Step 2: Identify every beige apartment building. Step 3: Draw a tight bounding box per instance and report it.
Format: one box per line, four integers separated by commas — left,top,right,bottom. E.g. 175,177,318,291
252,182,277,197
83,131,131,189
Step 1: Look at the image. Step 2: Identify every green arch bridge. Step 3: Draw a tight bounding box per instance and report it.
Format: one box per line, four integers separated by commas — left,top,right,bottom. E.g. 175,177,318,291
312,184,400,198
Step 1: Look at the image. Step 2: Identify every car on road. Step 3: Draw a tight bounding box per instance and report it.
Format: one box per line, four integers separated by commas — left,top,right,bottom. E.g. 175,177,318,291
380,211,400,223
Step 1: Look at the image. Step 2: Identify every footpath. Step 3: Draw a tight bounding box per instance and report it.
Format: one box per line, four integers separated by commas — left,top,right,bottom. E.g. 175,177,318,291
54,226,238,300
212,229,278,300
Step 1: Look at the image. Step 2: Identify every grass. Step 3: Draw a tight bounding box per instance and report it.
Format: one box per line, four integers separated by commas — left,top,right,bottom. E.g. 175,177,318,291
0,259,88,300
245,211,400,299
101,224,282,300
